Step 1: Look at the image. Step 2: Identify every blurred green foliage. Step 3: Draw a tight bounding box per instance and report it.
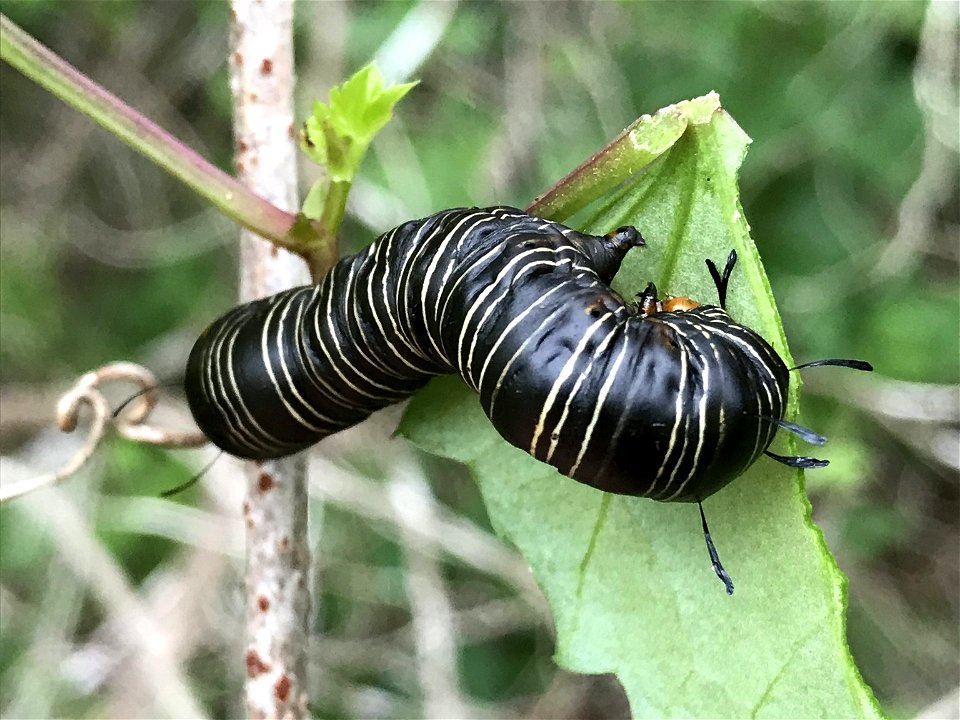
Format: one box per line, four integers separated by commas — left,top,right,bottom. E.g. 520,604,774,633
0,1,956,718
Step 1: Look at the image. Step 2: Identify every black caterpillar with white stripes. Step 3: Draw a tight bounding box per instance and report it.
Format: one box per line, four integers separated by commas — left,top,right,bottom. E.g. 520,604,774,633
185,206,869,591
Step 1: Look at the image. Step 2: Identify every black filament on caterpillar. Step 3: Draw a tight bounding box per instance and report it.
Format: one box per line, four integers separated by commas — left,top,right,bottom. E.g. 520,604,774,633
182,207,872,593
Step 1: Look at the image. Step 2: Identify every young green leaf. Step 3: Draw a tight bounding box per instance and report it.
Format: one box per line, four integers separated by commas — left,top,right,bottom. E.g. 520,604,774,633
300,180,327,223
299,62,416,239
299,62,417,183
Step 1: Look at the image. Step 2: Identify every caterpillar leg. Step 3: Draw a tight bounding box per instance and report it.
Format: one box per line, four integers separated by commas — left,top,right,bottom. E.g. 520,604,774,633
698,500,734,595
768,355,873,468
764,451,829,469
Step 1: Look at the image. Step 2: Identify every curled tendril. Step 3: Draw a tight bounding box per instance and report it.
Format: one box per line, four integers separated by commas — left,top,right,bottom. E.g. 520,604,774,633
0,362,207,503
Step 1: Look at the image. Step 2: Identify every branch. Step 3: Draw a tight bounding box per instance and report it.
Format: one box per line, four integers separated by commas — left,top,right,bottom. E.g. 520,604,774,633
0,362,206,504
228,2,311,717
0,13,334,272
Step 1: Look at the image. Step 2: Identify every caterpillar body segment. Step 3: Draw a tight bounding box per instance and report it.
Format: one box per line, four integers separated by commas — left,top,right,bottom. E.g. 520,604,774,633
186,206,789,504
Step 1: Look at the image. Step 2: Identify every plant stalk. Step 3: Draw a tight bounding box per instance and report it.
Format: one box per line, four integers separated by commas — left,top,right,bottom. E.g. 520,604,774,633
0,13,310,255
227,1,311,717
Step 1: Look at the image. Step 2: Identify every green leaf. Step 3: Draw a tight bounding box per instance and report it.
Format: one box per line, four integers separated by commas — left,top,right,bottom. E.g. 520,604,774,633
301,179,328,221
299,62,417,182
400,95,881,718
530,92,722,221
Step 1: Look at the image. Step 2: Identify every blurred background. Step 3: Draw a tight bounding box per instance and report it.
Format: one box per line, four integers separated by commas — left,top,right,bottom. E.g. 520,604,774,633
1,1,957,718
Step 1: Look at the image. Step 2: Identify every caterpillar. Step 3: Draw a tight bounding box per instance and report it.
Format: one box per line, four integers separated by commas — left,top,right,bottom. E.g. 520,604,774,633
185,206,870,592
